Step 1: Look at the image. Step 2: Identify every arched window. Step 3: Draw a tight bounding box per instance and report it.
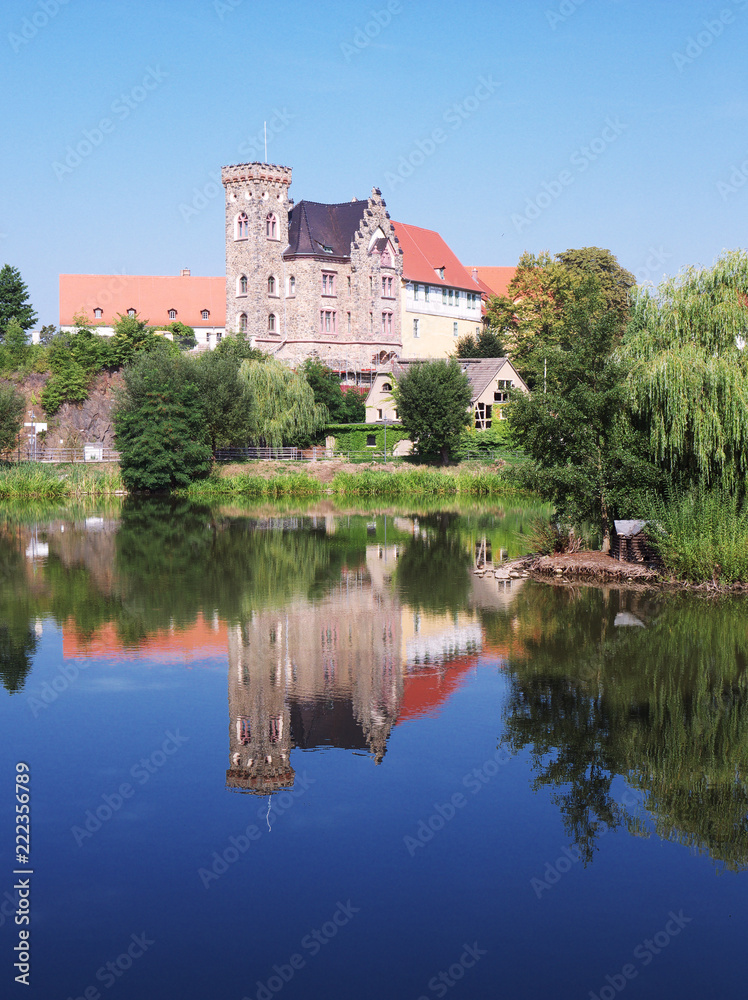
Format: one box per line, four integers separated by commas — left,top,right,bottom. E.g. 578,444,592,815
237,274,248,296
239,313,248,333
127,308,136,317
168,309,177,321
266,213,278,239
267,276,276,295
382,382,392,392
268,313,277,333
93,308,103,319
235,212,249,240
287,275,296,296
201,309,210,321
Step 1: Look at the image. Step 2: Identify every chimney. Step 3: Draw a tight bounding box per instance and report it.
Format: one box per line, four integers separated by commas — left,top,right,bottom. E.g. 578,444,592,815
181,268,191,277
471,267,478,282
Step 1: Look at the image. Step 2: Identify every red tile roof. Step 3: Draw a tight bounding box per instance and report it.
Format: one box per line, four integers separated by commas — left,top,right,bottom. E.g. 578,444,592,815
59,273,226,328
391,221,475,291
467,266,516,298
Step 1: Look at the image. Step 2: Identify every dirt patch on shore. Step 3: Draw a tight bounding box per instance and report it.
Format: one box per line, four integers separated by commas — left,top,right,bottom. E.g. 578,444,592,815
528,551,660,583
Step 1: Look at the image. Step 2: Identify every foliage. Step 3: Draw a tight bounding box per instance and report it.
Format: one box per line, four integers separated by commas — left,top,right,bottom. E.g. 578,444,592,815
239,357,328,448
0,463,123,499
0,383,26,454
455,423,513,459
193,348,254,452
301,359,364,423
114,344,212,491
181,471,322,500
110,312,169,367
622,250,748,492
0,264,37,339
647,485,748,584
41,326,114,414
320,422,411,454
214,333,264,363
38,324,57,345
507,281,660,542
391,358,472,464
454,327,506,359
167,321,197,351
485,248,634,387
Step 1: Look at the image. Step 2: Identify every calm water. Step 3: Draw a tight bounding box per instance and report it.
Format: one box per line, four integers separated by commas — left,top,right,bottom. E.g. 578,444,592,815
2,498,747,1000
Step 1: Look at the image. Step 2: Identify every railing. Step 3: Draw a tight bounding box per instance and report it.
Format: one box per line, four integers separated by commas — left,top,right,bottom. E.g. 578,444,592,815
214,447,302,461
16,447,121,463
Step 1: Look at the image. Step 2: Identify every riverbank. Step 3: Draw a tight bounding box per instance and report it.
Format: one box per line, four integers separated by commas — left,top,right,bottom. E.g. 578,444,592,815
0,463,124,499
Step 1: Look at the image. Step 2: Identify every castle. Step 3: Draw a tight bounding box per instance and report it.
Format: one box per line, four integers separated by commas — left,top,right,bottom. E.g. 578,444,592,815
222,161,404,372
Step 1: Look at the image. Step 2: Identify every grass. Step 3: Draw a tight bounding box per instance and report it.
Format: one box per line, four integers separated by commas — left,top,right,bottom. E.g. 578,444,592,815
648,486,748,584
180,471,323,500
330,468,524,498
0,463,125,499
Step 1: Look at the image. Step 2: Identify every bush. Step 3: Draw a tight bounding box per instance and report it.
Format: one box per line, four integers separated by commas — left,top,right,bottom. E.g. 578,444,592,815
114,345,212,492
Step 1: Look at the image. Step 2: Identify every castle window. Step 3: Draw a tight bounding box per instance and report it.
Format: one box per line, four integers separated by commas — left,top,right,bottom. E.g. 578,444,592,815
381,311,393,336
266,213,278,239
201,309,210,321
236,212,249,240
453,322,458,337
237,274,248,296
127,308,136,317
424,285,430,302
413,284,419,301
322,272,336,296
382,276,393,297
268,313,277,333
320,310,336,335
347,312,351,334
268,276,277,296
168,309,177,321
442,288,448,305
369,276,374,295
239,313,248,333
413,318,419,338
449,289,454,306
347,276,351,292
93,308,102,319
287,275,296,296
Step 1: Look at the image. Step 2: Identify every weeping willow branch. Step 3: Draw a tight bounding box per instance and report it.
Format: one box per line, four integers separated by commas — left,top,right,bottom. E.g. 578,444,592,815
239,358,328,447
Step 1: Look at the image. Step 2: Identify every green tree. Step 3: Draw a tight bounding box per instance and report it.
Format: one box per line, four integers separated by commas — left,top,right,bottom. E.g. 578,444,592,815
455,326,506,359
110,312,166,366
0,383,25,454
193,348,253,453
168,321,197,351
38,324,57,345
507,281,658,547
300,359,365,423
214,332,264,363
622,249,748,492
0,264,37,340
391,358,472,464
485,248,634,388
114,344,212,491
239,357,328,447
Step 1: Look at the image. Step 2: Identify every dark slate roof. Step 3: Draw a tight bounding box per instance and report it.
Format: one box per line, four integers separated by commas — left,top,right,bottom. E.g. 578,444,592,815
285,199,368,258
391,357,518,403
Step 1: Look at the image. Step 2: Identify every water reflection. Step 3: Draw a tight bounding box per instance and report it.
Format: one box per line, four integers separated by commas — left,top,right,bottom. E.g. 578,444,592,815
497,584,748,871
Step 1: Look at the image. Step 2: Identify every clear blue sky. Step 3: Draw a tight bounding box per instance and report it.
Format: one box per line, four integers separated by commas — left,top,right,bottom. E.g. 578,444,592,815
2,0,747,325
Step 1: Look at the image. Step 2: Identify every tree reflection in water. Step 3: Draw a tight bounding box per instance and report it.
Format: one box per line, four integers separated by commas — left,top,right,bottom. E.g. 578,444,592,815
496,583,748,870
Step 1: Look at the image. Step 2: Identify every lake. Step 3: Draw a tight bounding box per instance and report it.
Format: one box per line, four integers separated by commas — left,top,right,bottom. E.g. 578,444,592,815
2,498,747,1000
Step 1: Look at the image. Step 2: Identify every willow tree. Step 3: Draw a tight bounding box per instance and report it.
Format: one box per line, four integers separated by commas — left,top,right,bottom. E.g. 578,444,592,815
622,250,748,490
239,357,328,447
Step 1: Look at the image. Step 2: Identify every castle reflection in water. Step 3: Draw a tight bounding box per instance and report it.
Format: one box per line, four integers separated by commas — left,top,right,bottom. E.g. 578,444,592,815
225,538,520,796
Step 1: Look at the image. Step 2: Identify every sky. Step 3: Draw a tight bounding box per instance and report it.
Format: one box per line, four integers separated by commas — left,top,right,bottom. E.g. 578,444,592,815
1,0,747,326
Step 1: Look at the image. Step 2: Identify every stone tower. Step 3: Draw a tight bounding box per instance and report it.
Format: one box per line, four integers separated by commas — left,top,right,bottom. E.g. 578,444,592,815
222,161,293,341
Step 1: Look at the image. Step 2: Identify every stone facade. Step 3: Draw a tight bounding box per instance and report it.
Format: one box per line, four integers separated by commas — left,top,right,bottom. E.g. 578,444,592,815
222,162,403,371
